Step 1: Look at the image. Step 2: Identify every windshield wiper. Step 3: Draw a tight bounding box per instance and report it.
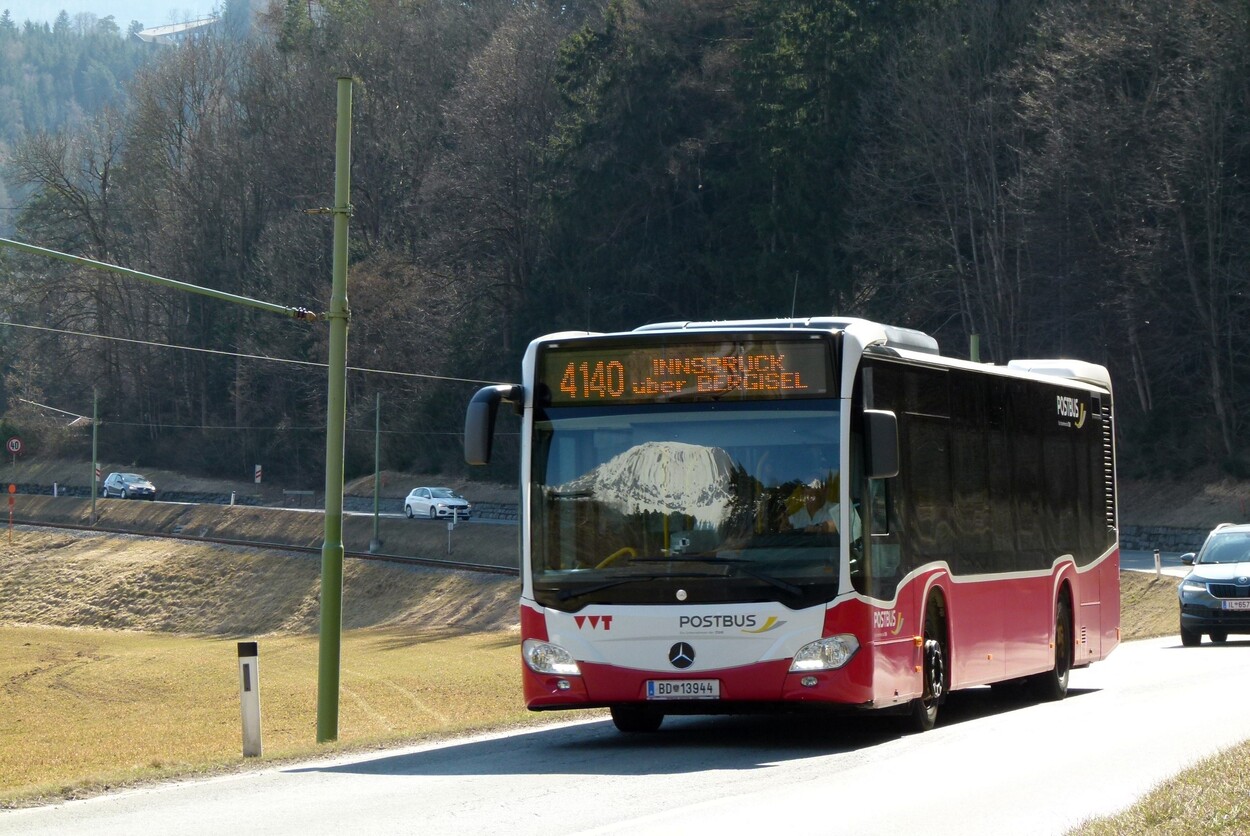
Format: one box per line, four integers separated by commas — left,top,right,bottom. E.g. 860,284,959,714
632,554,805,597
555,575,658,601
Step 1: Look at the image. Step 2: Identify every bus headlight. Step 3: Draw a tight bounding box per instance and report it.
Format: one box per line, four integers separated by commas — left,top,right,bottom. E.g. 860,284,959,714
523,639,582,676
790,635,860,672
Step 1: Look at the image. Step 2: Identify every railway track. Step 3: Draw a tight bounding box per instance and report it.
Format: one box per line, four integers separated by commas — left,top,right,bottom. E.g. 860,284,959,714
9,516,520,577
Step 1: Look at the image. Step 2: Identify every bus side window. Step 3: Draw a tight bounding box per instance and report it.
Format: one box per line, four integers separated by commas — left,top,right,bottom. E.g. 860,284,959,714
868,479,903,597
870,478,890,534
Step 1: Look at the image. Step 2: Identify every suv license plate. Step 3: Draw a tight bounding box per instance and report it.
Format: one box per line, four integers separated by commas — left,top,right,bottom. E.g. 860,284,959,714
1223,600,1250,611
646,680,720,700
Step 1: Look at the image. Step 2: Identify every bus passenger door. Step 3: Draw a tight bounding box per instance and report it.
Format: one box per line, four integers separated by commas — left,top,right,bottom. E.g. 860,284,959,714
862,477,917,706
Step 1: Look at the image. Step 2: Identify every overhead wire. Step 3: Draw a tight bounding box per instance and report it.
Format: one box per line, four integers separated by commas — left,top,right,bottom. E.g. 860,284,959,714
0,319,510,386
1,320,520,436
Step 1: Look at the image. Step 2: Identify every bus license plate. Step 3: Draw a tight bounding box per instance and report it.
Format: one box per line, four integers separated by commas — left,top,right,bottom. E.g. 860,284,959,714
1223,600,1250,611
647,680,720,700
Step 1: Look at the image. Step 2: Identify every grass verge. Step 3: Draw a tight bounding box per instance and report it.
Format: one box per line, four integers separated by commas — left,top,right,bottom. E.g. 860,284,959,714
1070,742,1250,834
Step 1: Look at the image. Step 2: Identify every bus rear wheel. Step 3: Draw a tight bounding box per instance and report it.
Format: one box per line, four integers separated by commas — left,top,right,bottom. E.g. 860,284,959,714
610,705,663,733
1030,595,1072,702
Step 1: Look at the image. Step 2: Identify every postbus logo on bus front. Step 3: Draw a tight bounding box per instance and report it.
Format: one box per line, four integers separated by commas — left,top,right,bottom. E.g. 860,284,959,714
1056,395,1087,429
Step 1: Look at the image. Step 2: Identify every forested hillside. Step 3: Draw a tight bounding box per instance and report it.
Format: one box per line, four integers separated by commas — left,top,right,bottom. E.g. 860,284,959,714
0,10,152,227
1,0,1247,486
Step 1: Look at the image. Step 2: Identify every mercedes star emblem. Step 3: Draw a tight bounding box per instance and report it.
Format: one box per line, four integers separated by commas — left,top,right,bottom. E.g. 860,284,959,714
669,642,695,669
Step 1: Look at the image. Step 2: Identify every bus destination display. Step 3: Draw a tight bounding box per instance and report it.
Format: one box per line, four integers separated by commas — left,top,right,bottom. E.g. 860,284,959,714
539,338,832,405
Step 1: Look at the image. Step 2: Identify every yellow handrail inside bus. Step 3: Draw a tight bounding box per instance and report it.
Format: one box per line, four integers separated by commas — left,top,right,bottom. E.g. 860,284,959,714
596,547,637,569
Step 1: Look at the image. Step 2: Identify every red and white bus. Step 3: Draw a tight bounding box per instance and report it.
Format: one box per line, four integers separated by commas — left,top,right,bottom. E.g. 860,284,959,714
465,317,1119,732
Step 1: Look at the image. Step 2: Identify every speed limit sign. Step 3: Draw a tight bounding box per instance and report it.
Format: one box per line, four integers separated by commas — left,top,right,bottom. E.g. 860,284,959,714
5,437,20,455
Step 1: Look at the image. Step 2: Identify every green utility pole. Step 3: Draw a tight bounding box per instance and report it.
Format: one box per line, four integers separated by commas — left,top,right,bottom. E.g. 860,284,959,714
316,76,354,744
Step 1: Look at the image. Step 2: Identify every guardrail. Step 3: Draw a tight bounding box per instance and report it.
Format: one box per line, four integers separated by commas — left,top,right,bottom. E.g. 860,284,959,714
282,489,317,507
7,481,523,522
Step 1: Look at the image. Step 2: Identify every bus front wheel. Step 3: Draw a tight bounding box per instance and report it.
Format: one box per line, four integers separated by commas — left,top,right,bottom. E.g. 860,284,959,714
910,607,946,732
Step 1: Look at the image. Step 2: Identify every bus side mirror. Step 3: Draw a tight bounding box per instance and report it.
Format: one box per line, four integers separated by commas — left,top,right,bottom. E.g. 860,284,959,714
464,384,522,466
864,409,899,480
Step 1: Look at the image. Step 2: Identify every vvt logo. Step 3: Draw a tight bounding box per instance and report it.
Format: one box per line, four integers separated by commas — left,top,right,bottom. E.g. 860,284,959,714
574,615,613,631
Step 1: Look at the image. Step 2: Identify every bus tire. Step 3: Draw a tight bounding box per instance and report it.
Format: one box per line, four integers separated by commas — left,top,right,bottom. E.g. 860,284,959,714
910,603,946,733
1030,594,1072,702
610,705,663,733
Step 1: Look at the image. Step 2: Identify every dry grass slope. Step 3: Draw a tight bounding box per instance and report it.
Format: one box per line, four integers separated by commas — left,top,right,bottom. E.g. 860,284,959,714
1,528,518,635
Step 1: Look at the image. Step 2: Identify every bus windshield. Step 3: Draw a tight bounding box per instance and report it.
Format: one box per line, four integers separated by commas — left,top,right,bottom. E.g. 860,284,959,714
530,400,846,610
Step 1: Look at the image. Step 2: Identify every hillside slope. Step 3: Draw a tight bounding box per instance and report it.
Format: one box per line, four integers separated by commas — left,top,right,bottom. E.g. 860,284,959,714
0,527,518,636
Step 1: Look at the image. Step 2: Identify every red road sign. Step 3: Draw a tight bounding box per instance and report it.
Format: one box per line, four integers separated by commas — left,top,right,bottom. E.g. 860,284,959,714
5,437,20,454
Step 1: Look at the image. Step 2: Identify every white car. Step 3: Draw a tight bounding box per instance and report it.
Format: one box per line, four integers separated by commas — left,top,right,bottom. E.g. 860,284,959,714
404,487,472,520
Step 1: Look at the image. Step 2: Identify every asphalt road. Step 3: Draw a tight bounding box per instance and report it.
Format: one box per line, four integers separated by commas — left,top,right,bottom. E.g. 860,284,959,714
1121,548,1189,576
3,634,1247,836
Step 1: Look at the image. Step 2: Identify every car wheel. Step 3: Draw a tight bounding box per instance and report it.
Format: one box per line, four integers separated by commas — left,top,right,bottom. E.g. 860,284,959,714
122,489,130,499
405,505,415,519
1209,630,1229,644
1180,624,1201,647
428,506,437,520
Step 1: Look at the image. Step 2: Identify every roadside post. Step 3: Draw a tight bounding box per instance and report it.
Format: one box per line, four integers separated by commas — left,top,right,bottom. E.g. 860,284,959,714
7,484,14,543
237,642,262,758
1154,548,1162,578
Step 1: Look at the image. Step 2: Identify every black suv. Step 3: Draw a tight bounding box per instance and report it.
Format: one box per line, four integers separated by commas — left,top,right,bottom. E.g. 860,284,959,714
1178,523,1250,646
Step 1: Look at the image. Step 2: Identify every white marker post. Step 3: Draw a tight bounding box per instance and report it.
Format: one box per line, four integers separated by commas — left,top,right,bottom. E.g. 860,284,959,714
237,641,262,757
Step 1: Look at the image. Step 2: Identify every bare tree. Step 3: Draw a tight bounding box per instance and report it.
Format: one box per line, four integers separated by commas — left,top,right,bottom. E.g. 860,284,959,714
423,3,580,350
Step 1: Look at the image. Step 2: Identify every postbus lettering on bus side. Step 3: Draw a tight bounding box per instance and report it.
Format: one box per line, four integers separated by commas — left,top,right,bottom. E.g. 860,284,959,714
1056,395,1088,428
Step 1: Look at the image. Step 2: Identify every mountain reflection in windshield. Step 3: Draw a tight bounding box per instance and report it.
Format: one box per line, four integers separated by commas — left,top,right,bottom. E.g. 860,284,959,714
555,441,736,528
